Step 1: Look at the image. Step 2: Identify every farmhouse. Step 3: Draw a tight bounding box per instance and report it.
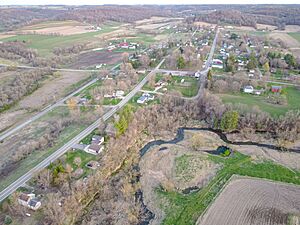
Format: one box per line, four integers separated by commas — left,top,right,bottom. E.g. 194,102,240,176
115,90,125,98
243,85,254,94
86,144,104,155
271,86,282,93
137,93,154,104
18,193,41,211
91,135,104,145
212,59,223,69
137,95,147,104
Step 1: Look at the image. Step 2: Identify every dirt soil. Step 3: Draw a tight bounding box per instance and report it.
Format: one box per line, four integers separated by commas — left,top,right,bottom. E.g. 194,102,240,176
18,71,90,109
197,176,300,225
18,20,94,36
194,21,217,28
69,51,123,69
269,32,300,48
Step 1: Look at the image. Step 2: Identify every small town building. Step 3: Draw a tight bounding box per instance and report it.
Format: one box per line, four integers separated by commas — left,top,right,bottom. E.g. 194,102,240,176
18,193,41,211
91,135,104,145
86,144,104,155
243,85,254,94
115,90,125,98
137,95,148,104
271,86,282,93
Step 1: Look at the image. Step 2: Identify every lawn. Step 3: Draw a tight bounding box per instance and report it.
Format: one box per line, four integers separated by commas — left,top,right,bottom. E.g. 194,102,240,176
219,86,300,117
159,152,300,225
168,76,199,97
102,98,121,106
288,32,300,43
0,25,118,56
65,150,96,178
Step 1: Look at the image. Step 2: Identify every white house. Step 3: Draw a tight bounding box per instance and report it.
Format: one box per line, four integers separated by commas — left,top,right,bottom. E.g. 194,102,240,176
18,193,41,211
137,93,154,104
84,135,105,155
243,86,254,94
137,95,147,104
115,90,125,98
86,144,104,155
194,71,201,78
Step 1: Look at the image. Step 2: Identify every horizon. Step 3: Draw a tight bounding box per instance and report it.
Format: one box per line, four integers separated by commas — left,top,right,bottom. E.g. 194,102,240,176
1,1,300,6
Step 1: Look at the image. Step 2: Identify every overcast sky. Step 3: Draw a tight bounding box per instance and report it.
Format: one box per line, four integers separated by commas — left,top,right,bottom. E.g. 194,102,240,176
0,0,299,5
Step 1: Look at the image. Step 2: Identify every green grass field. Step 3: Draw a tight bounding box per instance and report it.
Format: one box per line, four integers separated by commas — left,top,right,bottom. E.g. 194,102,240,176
159,152,300,225
65,150,96,178
288,32,300,43
0,25,117,56
167,76,199,97
219,86,300,117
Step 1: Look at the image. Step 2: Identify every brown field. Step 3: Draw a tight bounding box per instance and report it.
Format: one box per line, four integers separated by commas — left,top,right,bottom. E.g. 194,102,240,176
0,70,90,132
18,71,90,109
95,28,135,40
256,23,277,31
194,21,217,28
269,32,300,48
283,25,300,33
0,34,16,39
197,177,300,225
18,20,94,36
69,51,123,69
136,22,170,30
135,16,181,25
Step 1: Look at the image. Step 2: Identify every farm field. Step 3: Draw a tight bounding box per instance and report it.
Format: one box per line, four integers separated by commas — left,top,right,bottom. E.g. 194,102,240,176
139,130,300,225
288,32,300,43
0,24,119,56
269,32,300,48
197,177,300,225
218,86,300,117
69,51,123,69
17,20,95,35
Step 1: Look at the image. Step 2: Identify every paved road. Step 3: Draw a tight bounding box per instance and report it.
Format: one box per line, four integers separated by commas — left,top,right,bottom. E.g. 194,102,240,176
0,63,102,73
157,69,195,76
0,59,165,203
0,62,123,142
186,27,219,100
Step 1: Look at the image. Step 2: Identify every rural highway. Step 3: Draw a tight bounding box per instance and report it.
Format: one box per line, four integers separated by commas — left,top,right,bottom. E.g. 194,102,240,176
0,63,102,73
0,59,165,203
188,27,219,100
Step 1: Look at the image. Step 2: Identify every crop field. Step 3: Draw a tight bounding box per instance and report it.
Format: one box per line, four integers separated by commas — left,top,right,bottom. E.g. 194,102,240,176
69,51,123,69
159,151,300,225
0,24,118,56
18,20,94,35
197,177,300,225
289,32,300,43
269,32,300,48
219,86,300,117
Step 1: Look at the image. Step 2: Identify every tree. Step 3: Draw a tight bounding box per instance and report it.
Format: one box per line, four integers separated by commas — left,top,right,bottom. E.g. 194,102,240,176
262,62,270,73
122,52,129,63
207,69,213,81
225,54,237,72
284,53,296,68
220,111,239,131
247,52,258,70
177,56,186,69
139,55,150,68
